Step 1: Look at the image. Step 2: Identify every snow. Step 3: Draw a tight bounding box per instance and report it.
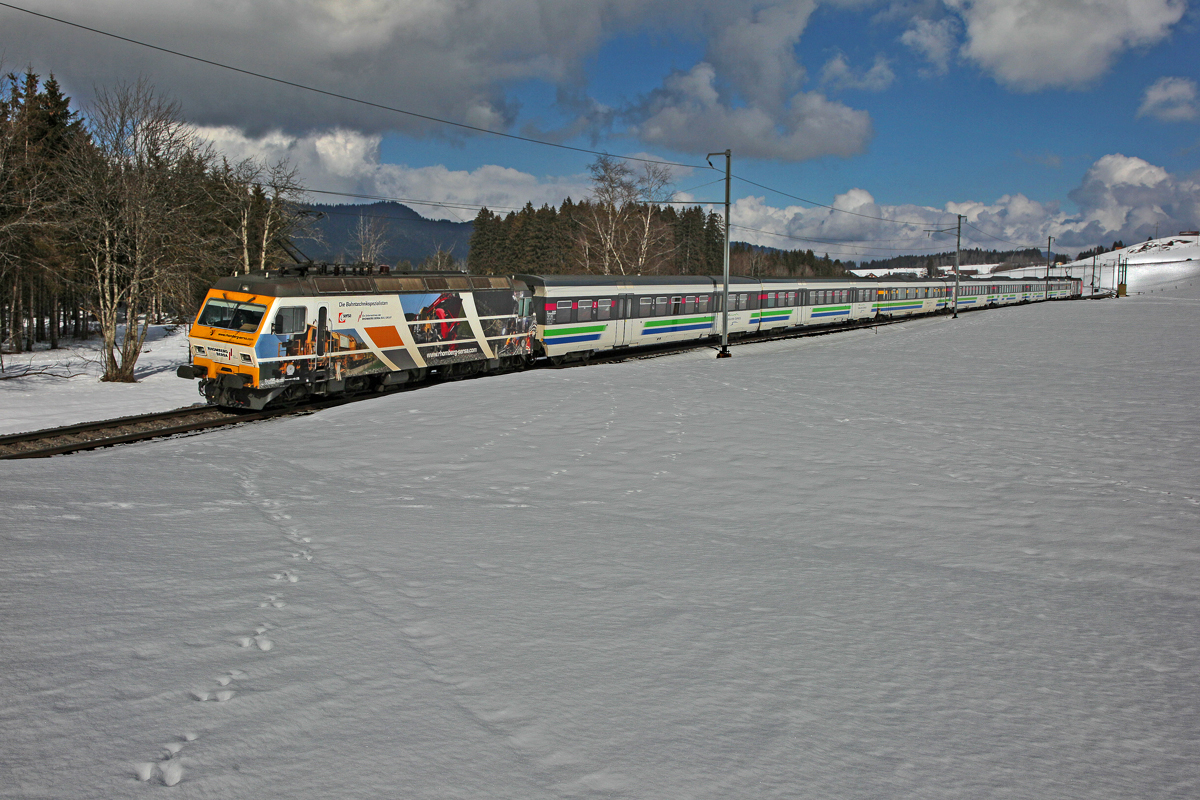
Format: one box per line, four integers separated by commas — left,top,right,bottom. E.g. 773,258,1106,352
0,325,199,435
3,275,1200,798
992,236,1200,294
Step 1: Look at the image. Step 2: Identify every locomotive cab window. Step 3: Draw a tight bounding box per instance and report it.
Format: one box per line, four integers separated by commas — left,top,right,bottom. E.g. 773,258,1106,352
272,306,306,335
198,298,267,332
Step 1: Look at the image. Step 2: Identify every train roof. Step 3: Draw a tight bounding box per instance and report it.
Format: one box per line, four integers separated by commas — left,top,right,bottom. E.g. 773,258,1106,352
207,266,1081,299
514,274,719,288
211,266,516,297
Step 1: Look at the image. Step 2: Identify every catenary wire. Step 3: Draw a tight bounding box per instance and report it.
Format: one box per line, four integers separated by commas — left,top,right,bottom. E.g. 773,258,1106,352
729,224,954,254
0,1,704,171
2,2,1066,249
732,174,935,227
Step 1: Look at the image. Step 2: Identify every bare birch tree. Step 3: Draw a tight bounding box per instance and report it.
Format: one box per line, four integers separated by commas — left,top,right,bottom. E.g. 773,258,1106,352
579,155,637,275
61,79,212,382
209,155,305,275
577,155,674,275
629,161,674,274
353,211,390,264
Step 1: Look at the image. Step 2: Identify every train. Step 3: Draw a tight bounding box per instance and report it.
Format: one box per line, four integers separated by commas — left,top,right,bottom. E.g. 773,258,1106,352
177,263,1083,409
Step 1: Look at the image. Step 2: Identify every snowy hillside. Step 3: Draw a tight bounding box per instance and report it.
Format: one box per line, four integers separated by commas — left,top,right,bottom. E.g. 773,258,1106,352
992,235,1200,294
1092,234,1200,266
3,280,1200,798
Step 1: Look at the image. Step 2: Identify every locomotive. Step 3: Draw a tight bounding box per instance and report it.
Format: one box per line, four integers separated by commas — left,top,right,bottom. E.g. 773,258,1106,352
177,263,1082,409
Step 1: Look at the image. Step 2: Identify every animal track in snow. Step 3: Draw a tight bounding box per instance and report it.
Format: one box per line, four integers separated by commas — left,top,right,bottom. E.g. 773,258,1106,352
134,732,196,786
191,669,249,701
259,594,286,608
271,570,299,583
237,631,275,651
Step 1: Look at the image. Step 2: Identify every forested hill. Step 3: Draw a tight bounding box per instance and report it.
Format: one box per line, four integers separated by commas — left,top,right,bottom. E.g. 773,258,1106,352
860,247,1062,274
300,202,473,267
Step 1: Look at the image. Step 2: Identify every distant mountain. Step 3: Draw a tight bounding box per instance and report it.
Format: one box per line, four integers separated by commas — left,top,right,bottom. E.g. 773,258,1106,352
295,201,473,267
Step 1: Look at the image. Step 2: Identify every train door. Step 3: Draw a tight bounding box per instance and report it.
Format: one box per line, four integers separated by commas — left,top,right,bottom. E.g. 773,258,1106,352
614,294,634,346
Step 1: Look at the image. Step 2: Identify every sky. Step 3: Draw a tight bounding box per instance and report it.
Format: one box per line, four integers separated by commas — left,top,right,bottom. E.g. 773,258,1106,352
2,0,1199,262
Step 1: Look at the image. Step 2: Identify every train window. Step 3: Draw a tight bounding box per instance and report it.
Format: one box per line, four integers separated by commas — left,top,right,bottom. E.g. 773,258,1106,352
764,292,775,308
671,296,683,315
272,304,307,333
272,306,306,335
655,296,668,316
199,298,267,332
556,299,573,324
698,295,709,312
597,299,612,320
683,296,696,314
577,300,592,322
786,291,796,306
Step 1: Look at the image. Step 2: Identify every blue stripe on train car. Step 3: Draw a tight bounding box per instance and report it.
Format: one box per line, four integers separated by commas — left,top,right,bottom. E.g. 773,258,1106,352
811,309,850,317
641,322,713,335
545,333,604,344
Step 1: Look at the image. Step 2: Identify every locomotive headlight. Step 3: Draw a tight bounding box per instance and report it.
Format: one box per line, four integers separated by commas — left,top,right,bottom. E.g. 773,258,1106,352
240,353,253,363
194,345,206,355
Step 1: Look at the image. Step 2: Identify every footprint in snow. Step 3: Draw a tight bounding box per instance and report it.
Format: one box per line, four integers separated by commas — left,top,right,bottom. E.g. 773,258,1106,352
271,570,299,583
192,669,250,701
235,633,273,652
259,594,286,609
134,733,195,785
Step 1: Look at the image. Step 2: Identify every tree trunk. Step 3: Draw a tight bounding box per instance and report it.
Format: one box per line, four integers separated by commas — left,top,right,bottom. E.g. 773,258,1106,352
24,281,34,351
49,292,59,349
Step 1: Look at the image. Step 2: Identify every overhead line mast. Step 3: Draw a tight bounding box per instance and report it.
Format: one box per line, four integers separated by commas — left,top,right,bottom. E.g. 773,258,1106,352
708,150,732,358
926,215,964,318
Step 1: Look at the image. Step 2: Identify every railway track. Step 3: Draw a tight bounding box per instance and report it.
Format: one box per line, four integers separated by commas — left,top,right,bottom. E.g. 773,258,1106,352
0,301,1073,459
0,400,361,460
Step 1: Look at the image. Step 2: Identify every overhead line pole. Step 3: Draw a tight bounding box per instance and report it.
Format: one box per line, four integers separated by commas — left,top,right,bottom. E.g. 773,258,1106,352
925,214,963,318
708,149,732,358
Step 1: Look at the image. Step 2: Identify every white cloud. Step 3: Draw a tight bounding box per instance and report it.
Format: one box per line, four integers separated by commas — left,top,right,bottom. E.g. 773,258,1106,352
631,63,873,161
1137,77,1199,122
728,155,1200,257
1064,153,1197,242
5,0,880,164
948,0,1187,91
819,54,895,92
899,17,959,74
707,0,818,110
198,126,591,220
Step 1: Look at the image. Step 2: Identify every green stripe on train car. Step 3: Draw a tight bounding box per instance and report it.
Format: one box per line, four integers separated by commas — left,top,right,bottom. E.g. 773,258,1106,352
643,315,715,329
544,324,608,336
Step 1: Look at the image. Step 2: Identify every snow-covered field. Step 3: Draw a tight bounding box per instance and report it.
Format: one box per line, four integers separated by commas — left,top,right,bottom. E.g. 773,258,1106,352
3,266,1200,798
0,325,198,435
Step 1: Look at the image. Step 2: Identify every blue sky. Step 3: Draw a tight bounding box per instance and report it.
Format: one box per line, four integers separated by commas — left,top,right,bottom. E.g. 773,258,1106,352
3,0,1198,258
